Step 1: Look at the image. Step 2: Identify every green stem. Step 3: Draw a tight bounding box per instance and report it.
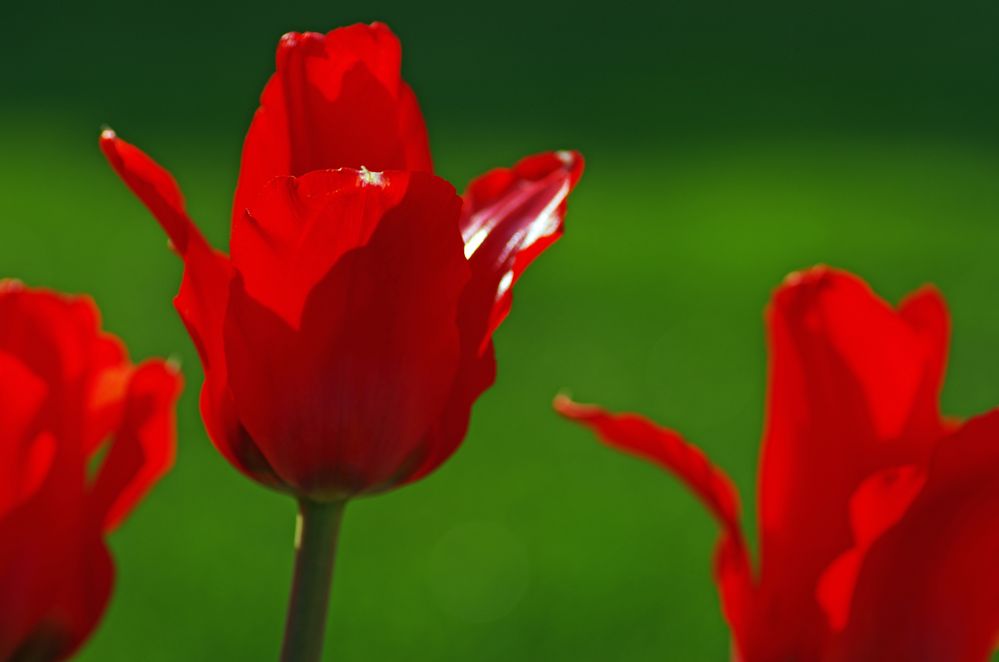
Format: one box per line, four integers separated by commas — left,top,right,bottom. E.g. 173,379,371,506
280,498,347,662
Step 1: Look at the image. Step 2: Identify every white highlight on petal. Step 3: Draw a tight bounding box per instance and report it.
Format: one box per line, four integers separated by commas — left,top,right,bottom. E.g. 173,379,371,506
464,227,489,259
462,178,570,267
496,271,514,298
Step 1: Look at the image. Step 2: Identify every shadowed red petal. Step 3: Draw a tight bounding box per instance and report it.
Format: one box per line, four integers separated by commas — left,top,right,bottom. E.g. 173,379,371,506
0,351,48,515
554,395,754,646
0,442,79,660
233,22,432,222
754,267,949,659
223,169,468,497
49,537,114,661
100,131,281,487
816,465,926,631
828,410,999,661
403,346,496,487
89,360,180,531
0,350,58,659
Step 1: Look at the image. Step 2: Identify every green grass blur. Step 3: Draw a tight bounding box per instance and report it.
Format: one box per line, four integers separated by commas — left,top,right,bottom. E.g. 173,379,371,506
3,1,999,660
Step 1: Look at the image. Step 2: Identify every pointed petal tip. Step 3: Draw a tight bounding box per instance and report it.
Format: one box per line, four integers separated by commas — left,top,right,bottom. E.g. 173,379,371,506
553,393,592,419
165,355,182,374
555,149,585,180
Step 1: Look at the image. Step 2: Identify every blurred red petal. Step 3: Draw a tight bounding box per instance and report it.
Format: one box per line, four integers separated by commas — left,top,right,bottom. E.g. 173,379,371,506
829,411,999,661
754,267,948,657
816,464,926,630
554,396,754,644
90,360,181,531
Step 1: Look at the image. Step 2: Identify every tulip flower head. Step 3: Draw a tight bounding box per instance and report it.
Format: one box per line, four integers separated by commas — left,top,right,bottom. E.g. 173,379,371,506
101,22,583,503
558,267,999,662
0,283,179,661
102,23,582,660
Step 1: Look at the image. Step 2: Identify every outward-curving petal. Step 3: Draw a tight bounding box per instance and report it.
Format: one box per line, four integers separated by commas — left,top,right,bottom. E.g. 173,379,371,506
828,410,999,662
404,152,585,483
99,130,227,362
234,22,432,222
554,396,754,648
223,169,468,498
460,150,584,349
753,267,950,660
100,131,280,487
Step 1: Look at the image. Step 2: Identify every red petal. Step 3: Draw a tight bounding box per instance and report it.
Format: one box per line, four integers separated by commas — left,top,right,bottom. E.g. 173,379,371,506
89,360,181,531
100,132,281,487
897,285,950,435
0,286,168,658
460,150,584,350
0,351,49,516
223,170,468,497
752,267,950,657
816,464,926,630
99,131,225,364
233,22,432,223
50,537,114,660
403,151,584,481
402,346,496,487
0,437,79,660
554,396,754,646
0,347,60,658
231,168,407,325
0,283,102,394
99,129,195,254
829,410,999,661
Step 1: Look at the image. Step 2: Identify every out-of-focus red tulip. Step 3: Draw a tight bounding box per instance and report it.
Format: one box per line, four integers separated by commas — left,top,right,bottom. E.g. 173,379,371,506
557,267,999,662
101,22,583,502
0,282,180,661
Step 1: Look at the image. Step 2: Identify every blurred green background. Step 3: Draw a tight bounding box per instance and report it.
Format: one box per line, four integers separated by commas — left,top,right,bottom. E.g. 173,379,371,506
4,0,999,659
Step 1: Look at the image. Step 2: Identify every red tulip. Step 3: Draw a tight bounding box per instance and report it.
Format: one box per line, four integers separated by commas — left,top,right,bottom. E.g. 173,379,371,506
101,22,581,661
557,267,999,662
100,21,582,501
0,282,180,661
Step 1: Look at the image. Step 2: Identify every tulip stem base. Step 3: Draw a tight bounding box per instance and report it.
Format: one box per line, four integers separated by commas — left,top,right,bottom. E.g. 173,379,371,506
280,498,347,662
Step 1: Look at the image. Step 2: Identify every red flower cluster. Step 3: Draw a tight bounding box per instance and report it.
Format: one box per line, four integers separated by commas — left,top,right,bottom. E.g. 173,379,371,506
102,23,583,500
558,267,999,661
0,283,179,660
